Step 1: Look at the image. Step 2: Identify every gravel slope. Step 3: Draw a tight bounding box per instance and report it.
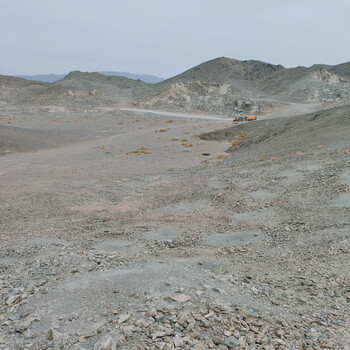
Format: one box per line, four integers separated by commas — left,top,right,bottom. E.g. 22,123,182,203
0,105,349,349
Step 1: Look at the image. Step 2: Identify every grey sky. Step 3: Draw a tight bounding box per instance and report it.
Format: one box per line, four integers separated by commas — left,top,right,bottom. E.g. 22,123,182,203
1,0,349,78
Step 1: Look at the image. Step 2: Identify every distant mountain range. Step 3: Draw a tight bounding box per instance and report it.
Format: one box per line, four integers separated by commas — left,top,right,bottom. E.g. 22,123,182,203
15,71,164,84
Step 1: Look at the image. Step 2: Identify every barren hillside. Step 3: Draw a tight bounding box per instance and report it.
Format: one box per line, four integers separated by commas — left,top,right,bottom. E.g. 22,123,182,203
132,58,350,113
201,104,350,156
160,57,350,103
0,75,47,103
16,71,152,108
2,57,350,115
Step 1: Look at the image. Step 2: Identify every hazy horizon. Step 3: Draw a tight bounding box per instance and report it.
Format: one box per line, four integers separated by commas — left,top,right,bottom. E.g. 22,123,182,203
7,56,350,80
1,0,350,78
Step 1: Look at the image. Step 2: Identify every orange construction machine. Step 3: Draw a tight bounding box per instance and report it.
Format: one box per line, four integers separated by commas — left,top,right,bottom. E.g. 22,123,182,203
246,115,257,121
233,115,257,121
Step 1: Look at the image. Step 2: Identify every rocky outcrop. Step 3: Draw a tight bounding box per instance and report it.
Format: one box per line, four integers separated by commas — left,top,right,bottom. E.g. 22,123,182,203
313,68,343,83
136,81,258,114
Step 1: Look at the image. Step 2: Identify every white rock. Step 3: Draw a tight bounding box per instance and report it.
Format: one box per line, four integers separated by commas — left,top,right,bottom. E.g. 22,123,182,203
93,332,119,350
171,294,191,303
173,335,184,347
118,314,130,324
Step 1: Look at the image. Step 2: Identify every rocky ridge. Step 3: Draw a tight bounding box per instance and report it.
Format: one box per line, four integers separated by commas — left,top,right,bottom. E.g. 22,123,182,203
2,57,350,115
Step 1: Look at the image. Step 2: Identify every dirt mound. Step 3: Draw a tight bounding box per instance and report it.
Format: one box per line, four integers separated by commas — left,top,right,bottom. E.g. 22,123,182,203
201,104,350,157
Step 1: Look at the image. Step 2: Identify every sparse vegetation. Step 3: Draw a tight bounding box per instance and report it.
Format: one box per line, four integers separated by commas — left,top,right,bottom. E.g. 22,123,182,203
182,143,193,148
209,152,229,160
230,139,242,151
238,132,248,138
125,147,151,155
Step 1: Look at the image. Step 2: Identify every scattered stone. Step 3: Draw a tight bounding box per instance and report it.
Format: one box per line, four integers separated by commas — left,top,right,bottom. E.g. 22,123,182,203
171,294,191,303
173,335,184,347
47,328,65,341
6,294,20,305
117,314,130,324
93,331,121,350
213,287,226,294
152,331,166,339
9,313,21,321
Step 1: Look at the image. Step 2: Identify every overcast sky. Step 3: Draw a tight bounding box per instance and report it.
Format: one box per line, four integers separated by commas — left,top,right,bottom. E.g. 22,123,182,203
1,0,349,78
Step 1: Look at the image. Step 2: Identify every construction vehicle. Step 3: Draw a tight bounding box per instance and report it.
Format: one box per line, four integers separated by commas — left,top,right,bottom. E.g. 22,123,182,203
246,115,257,121
233,115,257,122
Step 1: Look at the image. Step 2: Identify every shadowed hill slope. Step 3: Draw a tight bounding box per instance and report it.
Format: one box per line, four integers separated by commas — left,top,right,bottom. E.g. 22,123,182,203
200,104,350,157
328,61,350,79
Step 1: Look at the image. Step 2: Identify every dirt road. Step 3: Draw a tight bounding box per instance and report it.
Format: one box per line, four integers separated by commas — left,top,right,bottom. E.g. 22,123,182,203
120,108,233,121
121,101,323,122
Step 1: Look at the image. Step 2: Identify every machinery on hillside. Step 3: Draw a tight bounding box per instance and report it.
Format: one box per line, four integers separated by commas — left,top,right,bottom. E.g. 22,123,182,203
233,115,257,121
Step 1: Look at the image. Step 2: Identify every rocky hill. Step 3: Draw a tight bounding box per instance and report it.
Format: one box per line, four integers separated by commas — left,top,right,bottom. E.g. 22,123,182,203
12,71,153,108
164,57,285,85
0,75,47,103
160,57,350,103
328,61,350,79
2,58,350,113
133,81,257,114
16,71,164,84
133,58,350,113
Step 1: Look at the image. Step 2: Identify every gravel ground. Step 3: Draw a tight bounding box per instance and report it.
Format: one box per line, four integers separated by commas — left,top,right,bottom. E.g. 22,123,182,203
0,104,349,349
